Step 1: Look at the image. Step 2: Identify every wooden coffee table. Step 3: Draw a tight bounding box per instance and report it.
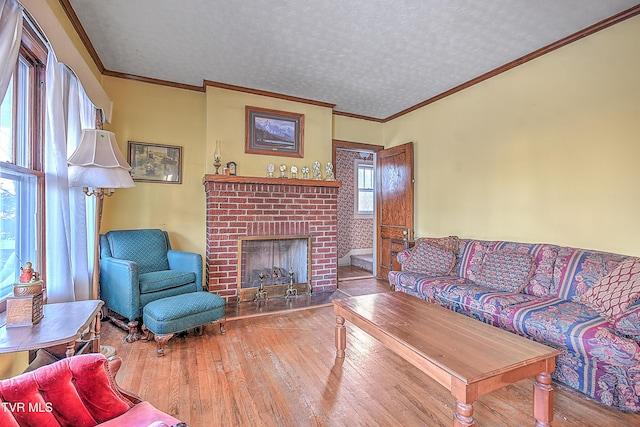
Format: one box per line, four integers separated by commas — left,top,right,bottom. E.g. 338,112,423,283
333,292,562,427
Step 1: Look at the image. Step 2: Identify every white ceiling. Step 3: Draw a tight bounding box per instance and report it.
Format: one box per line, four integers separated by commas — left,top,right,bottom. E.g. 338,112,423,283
66,1,639,120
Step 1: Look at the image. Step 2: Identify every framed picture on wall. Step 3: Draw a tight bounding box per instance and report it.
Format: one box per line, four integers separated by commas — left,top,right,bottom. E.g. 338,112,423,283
245,106,304,158
127,141,182,184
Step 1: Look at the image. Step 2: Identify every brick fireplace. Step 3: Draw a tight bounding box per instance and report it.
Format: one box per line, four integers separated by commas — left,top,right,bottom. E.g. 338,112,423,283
203,175,341,302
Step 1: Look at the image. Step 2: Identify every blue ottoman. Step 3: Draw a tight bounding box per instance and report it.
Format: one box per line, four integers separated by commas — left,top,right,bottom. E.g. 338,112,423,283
141,292,226,356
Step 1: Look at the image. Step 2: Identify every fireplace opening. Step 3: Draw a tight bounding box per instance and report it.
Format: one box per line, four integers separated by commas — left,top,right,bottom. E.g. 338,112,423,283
237,235,312,302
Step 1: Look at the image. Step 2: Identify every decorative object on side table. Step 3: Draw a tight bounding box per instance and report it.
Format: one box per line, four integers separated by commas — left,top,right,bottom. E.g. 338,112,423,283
325,162,336,181
226,161,237,176
7,261,44,327
267,163,275,178
301,166,309,180
312,161,321,180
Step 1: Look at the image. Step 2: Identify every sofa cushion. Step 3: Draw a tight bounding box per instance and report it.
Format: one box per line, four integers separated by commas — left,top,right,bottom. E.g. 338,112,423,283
475,251,536,293
424,281,539,325
456,239,495,281
488,241,559,297
579,257,640,321
139,270,196,293
415,236,459,256
551,247,628,301
403,241,456,276
498,298,640,366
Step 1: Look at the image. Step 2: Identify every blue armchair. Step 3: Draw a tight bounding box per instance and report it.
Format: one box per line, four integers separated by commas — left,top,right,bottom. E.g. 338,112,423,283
99,229,202,342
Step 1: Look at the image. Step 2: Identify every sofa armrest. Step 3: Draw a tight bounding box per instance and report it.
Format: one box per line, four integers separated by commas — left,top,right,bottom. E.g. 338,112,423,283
100,257,141,320
167,250,203,290
396,248,413,266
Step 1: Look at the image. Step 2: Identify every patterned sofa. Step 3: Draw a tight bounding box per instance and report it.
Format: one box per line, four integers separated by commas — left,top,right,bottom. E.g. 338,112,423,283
389,237,640,412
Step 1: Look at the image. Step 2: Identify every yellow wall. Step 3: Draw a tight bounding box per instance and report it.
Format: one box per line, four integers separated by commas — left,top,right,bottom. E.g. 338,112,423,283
383,15,640,256
100,77,207,255
332,115,384,145
205,86,335,176
0,352,28,380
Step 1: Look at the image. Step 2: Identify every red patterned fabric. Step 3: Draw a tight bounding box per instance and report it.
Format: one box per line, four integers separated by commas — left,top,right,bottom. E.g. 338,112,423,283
579,257,640,320
475,251,536,293
0,354,133,426
403,241,456,276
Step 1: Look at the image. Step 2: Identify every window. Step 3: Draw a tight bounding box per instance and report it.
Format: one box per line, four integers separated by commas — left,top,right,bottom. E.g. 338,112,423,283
354,159,374,217
0,20,46,305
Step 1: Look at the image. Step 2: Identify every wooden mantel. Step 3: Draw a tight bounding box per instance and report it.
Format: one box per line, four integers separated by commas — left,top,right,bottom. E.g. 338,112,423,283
203,174,342,188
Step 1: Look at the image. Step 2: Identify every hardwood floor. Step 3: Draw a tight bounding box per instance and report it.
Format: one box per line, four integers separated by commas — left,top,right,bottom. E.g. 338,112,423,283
338,265,374,281
102,282,639,426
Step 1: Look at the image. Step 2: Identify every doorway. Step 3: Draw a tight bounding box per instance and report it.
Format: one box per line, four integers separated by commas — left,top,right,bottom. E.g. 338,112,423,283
332,140,384,282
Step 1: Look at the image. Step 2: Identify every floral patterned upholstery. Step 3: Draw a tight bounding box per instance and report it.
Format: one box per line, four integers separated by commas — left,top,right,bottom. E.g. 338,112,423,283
389,237,640,412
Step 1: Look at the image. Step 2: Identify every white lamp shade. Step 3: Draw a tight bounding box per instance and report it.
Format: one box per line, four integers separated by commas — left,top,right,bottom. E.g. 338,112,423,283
68,129,134,188
68,165,135,188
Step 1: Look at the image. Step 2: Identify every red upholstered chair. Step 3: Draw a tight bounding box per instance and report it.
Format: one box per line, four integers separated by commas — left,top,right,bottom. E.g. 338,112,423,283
0,353,186,427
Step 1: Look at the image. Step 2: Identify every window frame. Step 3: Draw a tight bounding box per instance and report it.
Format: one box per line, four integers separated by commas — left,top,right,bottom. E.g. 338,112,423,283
0,17,47,309
353,159,374,218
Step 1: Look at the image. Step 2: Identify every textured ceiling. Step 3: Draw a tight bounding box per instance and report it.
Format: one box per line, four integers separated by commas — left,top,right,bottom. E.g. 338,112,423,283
66,0,639,120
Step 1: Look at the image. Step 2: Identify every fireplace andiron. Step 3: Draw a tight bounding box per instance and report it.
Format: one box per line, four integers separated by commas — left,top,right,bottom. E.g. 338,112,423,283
285,270,297,298
255,272,268,302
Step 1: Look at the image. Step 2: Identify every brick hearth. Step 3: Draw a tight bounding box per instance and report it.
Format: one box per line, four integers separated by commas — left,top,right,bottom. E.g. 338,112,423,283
203,175,341,302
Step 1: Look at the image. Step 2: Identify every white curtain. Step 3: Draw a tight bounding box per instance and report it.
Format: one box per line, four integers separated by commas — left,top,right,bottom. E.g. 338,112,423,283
44,49,96,302
0,0,22,101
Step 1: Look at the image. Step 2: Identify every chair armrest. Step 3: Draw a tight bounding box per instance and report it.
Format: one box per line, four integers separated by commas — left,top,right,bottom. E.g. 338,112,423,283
100,257,141,320
107,356,143,404
167,250,203,290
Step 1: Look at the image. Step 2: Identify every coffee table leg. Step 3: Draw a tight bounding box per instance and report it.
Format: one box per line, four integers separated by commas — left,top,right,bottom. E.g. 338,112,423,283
533,371,554,427
454,401,474,427
335,315,346,358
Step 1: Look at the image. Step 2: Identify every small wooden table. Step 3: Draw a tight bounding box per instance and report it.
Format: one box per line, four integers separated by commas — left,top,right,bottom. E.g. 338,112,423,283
0,300,103,358
333,292,561,427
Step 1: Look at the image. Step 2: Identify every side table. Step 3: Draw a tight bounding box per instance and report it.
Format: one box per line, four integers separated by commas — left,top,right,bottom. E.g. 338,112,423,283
0,300,103,359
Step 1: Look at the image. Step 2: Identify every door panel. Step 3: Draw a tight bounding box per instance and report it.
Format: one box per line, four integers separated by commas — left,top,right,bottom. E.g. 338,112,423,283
376,142,414,279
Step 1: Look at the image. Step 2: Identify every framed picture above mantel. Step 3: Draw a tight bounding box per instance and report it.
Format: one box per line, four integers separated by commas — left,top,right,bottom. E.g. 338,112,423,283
245,106,304,158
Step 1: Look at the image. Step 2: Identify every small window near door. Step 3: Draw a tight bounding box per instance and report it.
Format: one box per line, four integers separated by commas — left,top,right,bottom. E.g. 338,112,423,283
354,159,373,218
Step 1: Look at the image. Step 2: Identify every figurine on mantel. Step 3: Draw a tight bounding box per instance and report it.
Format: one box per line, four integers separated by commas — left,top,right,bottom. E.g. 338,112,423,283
301,166,310,180
290,165,298,179
325,162,336,181
312,161,321,180
279,164,287,178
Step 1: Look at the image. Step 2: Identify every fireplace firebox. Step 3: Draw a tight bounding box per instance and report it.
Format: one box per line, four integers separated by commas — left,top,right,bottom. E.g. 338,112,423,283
237,235,312,302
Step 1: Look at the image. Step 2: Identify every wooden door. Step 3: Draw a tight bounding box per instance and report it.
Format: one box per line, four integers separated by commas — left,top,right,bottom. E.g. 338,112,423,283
376,142,414,280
